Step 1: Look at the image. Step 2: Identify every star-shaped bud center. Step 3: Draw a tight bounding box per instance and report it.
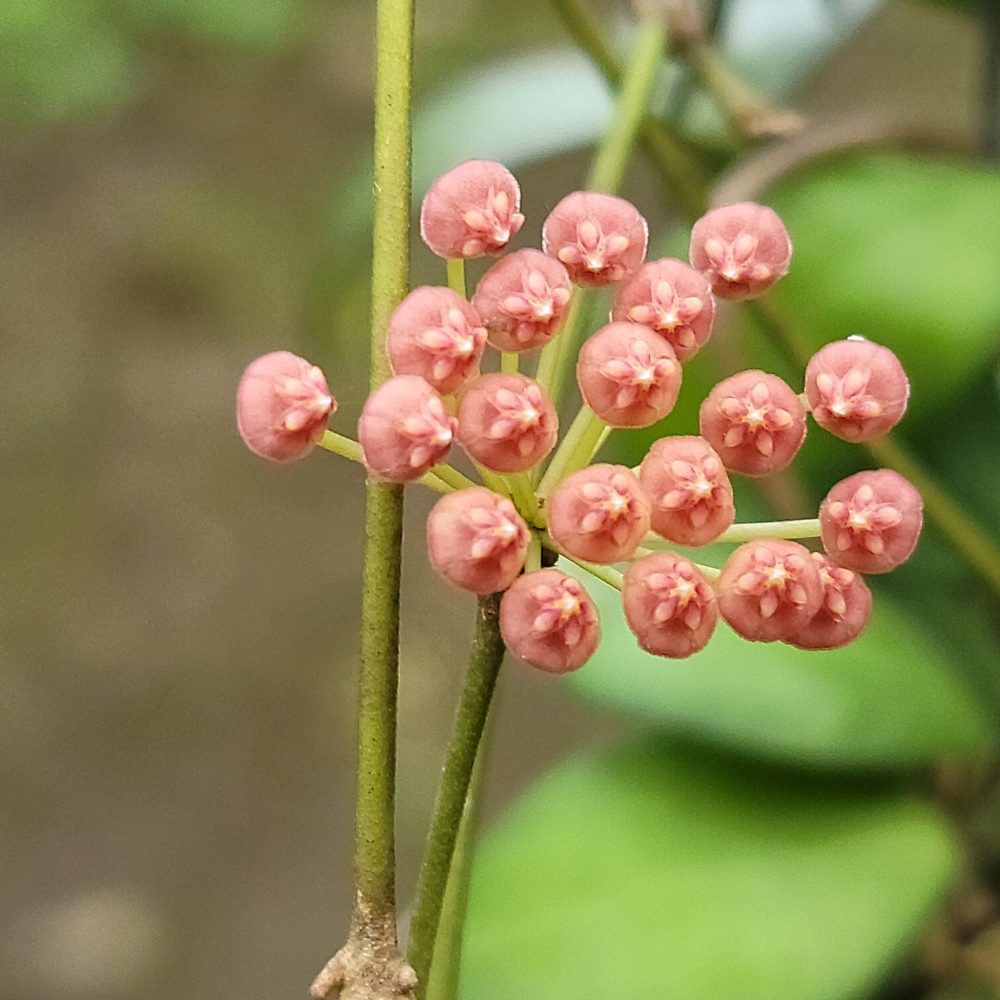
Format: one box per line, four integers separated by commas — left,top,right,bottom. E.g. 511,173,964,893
398,395,455,467
556,217,632,282
735,547,810,618
278,368,334,431
528,581,591,646
704,230,760,282
827,485,903,555
718,382,794,456
461,186,525,255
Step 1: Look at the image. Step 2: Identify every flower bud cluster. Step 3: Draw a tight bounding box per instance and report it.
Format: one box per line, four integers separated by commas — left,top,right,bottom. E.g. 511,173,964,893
237,159,923,672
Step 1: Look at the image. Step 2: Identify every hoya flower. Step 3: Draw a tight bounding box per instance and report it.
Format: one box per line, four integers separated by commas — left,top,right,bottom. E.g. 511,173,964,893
786,552,872,650
420,160,524,259
820,469,923,574
358,375,456,482
456,373,557,473
611,257,716,361
499,569,600,673
472,249,573,353
426,487,530,595
804,337,909,442
699,370,806,477
236,350,335,463
387,286,487,394
689,202,791,300
546,464,651,564
639,435,735,546
542,191,648,286
716,539,823,642
577,322,681,428
622,552,718,658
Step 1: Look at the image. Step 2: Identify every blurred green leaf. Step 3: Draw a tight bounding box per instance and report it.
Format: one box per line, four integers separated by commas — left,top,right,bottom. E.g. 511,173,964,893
461,739,958,1000
567,571,989,768
124,0,314,49
0,0,133,122
766,152,1000,425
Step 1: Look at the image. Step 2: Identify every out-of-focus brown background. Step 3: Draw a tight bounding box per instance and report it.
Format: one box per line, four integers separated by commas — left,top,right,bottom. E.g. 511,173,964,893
0,2,986,997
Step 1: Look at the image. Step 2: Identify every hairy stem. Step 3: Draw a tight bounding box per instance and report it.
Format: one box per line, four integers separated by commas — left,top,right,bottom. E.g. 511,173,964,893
407,595,506,998
311,0,415,995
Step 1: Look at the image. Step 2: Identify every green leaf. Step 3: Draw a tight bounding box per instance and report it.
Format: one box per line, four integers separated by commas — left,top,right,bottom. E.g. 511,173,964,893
765,152,1000,425
567,570,988,768
461,740,959,1000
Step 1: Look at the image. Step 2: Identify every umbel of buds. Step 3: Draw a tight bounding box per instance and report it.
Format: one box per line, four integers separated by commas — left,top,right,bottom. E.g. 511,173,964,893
238,159,923,674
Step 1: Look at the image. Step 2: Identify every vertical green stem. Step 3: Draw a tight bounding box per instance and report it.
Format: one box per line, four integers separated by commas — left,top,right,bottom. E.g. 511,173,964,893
535,17,666,414
446,258,467,297
536,405,608,500
423,746,487,1000
357,0,414,924
586,18,667,194
407,595,506,998
548,0,708,215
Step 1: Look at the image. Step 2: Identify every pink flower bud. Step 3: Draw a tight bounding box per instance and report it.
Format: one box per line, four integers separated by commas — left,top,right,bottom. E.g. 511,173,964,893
499,568,600,673
638,435,735,546
623,552,718,658
471,249,573,353
699,370,806,477
611,257,716,361
547,464,651,564
717,539,823,642
786,552,872,650
456,373,557,473
386,286,487,394
419,160,525,259
542,191,648,286
358,375,456,482
577,322,682,429
236,350,335,463
689,202,791,300
426,487,530,594
819,469,923,574
804,337,910,442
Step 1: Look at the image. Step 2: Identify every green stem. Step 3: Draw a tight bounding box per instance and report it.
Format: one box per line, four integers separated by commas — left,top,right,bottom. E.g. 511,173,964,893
533,287,586,405
536,405,608,500
586,17,667,194
446,258,467,297
526,532,542,573
717,518,821,543
547,0,707,215
407,595,506,999
428,462,478,492
309,2,416,996
354,0,414,915
504,471,542,525
423,746,486,1000
319,429,364,464
560,553,624,591
500,352,519,374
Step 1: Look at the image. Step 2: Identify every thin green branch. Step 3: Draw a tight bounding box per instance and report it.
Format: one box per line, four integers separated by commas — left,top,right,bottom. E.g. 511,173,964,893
718,518,820,543
536,404,609,501
547,0,708,215
407,594,506,999
587,17,668,194
423,746,486,1000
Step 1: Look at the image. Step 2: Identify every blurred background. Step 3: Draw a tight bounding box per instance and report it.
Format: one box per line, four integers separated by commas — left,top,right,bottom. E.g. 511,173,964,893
2,1,999,998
